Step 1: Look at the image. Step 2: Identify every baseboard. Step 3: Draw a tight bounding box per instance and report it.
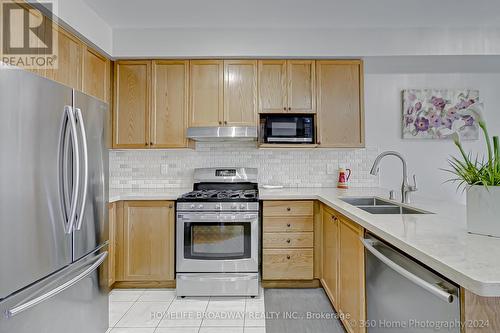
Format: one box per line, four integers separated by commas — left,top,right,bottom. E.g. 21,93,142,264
112,280,176,289
262,279,320,288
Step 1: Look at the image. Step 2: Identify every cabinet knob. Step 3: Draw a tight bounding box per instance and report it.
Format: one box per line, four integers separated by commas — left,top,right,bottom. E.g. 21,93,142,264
224,121,227,125
286,207,291,211
286,255,291,260
150,141,153,146
286,239,291,243
283,107,287,111
288,107,291,111
286,223,291,227
145,142,149,146
169,204,173,209
219,121,222,125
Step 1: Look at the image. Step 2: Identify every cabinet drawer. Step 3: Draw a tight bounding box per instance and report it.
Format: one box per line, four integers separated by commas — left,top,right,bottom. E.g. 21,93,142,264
263,201,313,217
263,232,313,248
263,249,313,280
263,216,313,232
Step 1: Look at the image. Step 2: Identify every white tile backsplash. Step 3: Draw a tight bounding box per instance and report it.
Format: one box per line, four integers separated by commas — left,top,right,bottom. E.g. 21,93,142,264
109,142,379,189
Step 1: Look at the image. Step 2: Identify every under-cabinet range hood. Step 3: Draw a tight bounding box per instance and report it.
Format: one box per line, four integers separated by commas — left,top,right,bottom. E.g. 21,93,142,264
186,126,258,141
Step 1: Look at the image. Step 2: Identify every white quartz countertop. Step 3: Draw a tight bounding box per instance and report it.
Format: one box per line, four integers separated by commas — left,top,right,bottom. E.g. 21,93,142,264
109,186,500,297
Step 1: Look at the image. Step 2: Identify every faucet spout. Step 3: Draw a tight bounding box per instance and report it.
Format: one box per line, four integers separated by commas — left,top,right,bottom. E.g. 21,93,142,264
370,151,416,204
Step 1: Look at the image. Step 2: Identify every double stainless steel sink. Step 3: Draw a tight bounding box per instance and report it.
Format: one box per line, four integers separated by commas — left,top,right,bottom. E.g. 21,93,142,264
339,197,432,215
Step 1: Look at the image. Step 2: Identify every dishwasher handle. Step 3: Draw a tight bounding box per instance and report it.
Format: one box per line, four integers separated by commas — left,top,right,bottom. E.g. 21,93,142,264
361,237,455,303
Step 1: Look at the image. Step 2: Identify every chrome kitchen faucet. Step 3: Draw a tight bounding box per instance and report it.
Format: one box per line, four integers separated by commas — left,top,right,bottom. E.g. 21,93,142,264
370,151,418,204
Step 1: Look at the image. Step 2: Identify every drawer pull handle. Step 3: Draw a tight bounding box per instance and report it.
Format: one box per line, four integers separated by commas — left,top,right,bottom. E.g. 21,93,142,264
286,255,291,260
286,239,291,243
286,207,291,211
286,223,291,227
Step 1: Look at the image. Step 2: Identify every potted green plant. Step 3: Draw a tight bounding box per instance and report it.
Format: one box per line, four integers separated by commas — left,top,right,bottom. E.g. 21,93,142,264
444,104,500,237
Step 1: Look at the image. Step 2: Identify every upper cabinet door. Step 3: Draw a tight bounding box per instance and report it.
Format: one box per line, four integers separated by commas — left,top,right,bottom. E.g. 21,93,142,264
113,61,151,148
316,60,364,147
189,60,224,127
258,60,287,113
82,46,110,102
47,25,82,90
152,60,189,148
287,60,315,113
223,60,257,126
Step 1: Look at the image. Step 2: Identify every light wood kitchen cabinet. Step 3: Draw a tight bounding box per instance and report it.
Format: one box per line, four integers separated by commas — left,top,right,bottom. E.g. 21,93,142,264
118,201,175,282
108,202,117,287
287,60,315,113
189,60,256,128
46,25,83,90
258,60,315,113
152,60,189,147
338,216,366,333
223,60,257,126
316,60,364,147
263,248,313,280
263,201,315,281
82,46,110,102
322,207,339,308
113,60,151,148
189,60,224,127
258,60,287,113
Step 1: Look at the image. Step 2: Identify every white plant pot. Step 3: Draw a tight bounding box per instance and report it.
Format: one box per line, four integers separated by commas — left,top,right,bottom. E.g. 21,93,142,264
466,186,500,237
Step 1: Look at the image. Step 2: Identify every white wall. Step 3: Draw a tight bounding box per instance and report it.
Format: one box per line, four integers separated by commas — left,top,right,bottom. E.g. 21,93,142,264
364,60,500,203
112,26,500,58
31,0,113,55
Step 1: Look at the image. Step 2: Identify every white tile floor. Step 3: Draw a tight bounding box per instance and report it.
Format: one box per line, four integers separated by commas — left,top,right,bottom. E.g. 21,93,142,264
107,288,266,333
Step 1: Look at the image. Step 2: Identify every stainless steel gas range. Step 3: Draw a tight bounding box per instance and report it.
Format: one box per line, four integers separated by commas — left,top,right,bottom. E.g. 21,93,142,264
176,167,260,297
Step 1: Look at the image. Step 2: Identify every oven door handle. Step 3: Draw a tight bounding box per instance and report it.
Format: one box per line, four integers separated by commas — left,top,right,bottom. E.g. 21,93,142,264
178,213,258,222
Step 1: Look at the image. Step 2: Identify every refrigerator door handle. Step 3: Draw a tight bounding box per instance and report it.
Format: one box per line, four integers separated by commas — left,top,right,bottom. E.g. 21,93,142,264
5,251,108,318
61,105,80,234
74,107,88,231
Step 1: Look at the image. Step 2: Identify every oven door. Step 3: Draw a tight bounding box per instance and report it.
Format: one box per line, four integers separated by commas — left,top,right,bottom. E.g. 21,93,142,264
263,115,314,143
176,212,259,273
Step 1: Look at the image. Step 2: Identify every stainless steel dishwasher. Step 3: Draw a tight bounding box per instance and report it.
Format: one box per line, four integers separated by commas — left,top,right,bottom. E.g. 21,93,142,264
362,234,460,333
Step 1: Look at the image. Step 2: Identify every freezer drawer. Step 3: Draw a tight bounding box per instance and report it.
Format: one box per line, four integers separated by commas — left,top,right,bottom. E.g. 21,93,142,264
0,247,109,333
363,235,460,333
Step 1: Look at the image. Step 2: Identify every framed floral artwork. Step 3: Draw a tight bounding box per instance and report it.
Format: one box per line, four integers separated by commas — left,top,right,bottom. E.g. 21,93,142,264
402,89,480,140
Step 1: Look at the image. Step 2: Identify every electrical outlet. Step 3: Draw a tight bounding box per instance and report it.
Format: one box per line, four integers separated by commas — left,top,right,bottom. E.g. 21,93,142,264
160,164,168,175
326,164,336,175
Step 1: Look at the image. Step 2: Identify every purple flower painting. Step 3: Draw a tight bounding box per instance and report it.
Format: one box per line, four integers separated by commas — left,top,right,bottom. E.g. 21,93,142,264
402,89,480,140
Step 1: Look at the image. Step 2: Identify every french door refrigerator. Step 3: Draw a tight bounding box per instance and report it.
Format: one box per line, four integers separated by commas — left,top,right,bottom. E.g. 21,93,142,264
0,65,109,333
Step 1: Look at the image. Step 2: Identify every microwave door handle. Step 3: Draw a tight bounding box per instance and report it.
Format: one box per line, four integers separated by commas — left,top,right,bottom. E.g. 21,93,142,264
361,238,454,303
74,108,88,231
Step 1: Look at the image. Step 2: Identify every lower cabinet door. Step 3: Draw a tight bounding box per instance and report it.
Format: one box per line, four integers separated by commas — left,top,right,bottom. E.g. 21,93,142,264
121,201,175,281
339,218,365,333
263,248,313,280
321,209,339,307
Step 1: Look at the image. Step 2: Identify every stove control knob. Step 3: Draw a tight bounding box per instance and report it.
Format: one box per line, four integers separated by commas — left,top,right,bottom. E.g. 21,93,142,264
197,204,204,209
231,204,237,210
240,204,246,209
190,204,196,209
215,204,222,210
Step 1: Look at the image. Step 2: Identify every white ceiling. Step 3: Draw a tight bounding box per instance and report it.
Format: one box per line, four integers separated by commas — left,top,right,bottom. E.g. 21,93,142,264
83,0,500,29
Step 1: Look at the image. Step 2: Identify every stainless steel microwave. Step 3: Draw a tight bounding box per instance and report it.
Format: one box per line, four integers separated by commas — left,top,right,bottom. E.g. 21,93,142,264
260,114,315,144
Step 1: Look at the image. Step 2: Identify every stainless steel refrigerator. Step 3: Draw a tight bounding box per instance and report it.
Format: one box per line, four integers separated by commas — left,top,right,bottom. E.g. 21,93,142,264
0,65,109,333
